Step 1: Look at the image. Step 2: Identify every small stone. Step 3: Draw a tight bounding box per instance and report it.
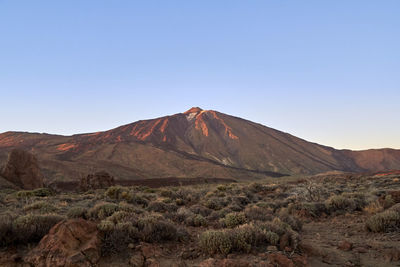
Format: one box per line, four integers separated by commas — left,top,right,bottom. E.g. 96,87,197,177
284,246,293,252
354,247,367,253
267,245,278,252
128,243,135,249
338,240,353,251
129,253,145,267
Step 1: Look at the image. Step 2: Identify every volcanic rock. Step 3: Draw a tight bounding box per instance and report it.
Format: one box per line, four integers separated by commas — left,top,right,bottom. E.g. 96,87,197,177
1,149,43,189
25,218,101,267
79,171,115,191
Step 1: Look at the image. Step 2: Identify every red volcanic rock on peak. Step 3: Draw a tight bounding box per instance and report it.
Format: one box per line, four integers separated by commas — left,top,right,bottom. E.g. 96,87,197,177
1,108,400,184
184,107,203,114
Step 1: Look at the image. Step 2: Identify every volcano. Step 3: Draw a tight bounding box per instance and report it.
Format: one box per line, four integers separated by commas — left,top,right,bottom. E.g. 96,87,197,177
1,107,400,183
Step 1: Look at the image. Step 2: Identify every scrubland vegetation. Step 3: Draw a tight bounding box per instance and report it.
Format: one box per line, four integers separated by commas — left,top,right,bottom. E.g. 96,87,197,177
0,172,399,265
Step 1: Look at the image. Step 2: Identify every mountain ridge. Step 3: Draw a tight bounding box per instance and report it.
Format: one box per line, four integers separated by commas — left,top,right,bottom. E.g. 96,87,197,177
1,107,400,183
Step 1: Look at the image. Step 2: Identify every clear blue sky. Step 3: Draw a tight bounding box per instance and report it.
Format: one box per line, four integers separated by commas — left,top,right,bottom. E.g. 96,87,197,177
1,1,399,150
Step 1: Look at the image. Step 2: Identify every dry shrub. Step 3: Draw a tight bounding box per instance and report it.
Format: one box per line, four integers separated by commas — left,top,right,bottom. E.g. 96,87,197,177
88,202,119,219
23,201,58,214
0,213,17,246
224,212,246,228
13,214,64,243
67,207,88,219
364,200,384,215
366,210,400,232
199,224,276,255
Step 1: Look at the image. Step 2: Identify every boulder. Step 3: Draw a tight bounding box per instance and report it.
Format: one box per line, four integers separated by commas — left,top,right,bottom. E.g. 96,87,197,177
198,258,250,267
25,218,101,267
337,240,352,251
79,171,115,191
1,149,43,189
268,253,294,267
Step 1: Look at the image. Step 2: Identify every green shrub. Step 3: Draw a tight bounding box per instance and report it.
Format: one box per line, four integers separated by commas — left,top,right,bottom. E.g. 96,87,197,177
244,205,273,221
185,214,208,227
190,205,212,217
13,214,64,243
199,230,232,255
147,201,177,213
23,201,58,214
224,212,246,228
325,193,367,213
128,194,149,207
32,188,54,197
16,190,35,199
0,213,16,246
98,219,139,255
265,231,279,245
137,215,177,242
67,207,87,219
204,197,229,210
105,186,130,200
16,188,54,199
366,210,400,232
199,224,267,255
88,202,119,219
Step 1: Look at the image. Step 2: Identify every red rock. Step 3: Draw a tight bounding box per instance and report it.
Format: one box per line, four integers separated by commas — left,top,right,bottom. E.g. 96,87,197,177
79,171,115,191
140,243,162,259
198,258,250,267
338,240,353,251
279,233,290,251
268,253,294,267
25,219,101,267
129,253,145,267
389,191,400,203
1,149,43,189
353,247,368,253
292,255,308,267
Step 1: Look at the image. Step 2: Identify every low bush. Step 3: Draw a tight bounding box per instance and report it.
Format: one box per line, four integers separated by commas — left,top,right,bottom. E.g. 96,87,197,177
98,219,139,255
366,210,400,232
199,224,269,255
16,190,35,199
0,213,16,246
325,193,367,214
23,201,58,214
147,201,178,213
288,202,326,218
16,188,54,199
186,214,208,227
244,205,273,221
105,186,130,200
137,215,178,242
88,202,119,219
204,197,229,210
67,207,88,219
189,205,212,217
13,214,64,243
32,188,54,197
224,212,246,228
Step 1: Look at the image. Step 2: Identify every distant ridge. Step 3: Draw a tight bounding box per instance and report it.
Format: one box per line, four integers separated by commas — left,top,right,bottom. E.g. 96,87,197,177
1,107,400,183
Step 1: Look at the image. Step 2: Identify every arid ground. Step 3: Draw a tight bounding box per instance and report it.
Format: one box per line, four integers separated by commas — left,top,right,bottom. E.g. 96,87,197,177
0,170,399,266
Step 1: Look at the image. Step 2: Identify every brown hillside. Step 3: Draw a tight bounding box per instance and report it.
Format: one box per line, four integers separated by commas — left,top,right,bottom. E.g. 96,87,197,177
0,107,399,183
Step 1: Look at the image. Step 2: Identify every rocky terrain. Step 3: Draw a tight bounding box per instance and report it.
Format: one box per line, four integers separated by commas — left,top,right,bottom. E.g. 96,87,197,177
1,109,400,266
0,170,399,266
1,108,400,185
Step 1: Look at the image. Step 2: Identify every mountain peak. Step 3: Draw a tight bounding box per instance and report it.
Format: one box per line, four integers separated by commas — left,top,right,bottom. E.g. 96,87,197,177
184,107,203,114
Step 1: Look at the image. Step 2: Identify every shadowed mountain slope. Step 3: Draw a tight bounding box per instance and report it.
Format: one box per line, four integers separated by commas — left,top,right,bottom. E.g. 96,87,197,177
0,107,399,182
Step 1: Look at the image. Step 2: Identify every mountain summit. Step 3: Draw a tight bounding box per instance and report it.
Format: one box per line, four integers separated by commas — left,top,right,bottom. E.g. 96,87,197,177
1,108,400,183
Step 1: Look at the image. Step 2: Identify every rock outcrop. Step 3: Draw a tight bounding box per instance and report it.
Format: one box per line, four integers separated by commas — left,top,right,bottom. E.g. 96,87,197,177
25,218,101,267
79,171,115,191
1,149,43,189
